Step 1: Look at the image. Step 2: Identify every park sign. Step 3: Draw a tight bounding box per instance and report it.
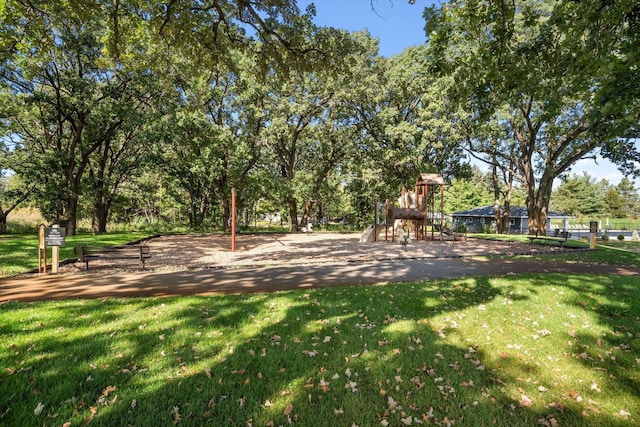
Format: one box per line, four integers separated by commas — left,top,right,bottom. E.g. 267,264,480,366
44,227,66,247
38,224,65,274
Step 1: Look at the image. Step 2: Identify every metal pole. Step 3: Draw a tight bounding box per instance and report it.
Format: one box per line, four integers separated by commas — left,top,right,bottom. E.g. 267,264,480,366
231,188,236,252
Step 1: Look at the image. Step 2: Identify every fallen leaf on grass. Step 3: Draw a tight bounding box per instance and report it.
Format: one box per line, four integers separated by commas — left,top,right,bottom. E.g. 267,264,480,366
568,390,583,402
86,406,97,424
400,416,413,425
616,409,631,418
537,415,558,426
519,394,533,408
34,402,45,416
319,377,331,393
387,396,398,410
284,403,293,416
171,406,181,425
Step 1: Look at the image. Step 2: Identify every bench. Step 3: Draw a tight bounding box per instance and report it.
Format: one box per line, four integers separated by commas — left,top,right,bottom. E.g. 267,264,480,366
526,230,571,247
74,245,151,269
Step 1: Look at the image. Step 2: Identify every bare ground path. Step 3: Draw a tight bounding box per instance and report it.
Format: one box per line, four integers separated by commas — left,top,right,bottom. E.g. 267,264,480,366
1,233,637,302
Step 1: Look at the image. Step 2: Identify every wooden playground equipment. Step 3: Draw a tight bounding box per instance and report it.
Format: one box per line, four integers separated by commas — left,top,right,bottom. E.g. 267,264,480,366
370,173,454,243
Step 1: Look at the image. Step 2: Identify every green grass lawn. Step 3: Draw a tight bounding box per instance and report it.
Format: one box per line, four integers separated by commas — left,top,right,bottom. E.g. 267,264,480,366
2,232,639,425
1,273,639,426
470,233,640,268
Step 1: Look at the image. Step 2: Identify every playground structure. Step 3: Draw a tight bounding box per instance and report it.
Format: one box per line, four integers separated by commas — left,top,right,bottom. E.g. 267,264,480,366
361,173,454,243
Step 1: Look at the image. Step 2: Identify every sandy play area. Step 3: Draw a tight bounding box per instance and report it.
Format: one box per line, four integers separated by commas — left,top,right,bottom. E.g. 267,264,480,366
59,232,576,274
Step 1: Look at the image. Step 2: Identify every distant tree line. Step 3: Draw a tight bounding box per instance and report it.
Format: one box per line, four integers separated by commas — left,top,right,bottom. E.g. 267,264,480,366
1,0,638,235
552,175,639,220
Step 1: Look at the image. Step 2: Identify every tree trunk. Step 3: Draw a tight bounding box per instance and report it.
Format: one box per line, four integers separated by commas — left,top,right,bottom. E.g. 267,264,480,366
221,197,231,232
526,173,554,235
288,197,299,231
195,187,210,228
493,187,512,234
527,203,548,235
0,192,30,234
501,195,511,233
92,179,108,234
64,194,79,236
300,199,314,229
92,202,108,234
92,194,110,234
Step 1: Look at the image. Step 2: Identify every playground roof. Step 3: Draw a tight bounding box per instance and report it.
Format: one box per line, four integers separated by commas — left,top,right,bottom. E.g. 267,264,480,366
416,173,445,185
452,206,572,219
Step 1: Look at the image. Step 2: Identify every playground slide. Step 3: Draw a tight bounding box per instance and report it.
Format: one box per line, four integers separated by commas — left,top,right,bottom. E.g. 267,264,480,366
359,225,375,243
360,224,395,243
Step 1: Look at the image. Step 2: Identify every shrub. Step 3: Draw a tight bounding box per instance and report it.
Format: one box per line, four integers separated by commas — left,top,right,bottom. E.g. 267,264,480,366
617,234,625,241
601,231,609,241
455,223,468,234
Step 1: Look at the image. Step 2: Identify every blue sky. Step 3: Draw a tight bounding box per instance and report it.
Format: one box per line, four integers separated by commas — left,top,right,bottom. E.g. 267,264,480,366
298,0,432,57
298,0,639,187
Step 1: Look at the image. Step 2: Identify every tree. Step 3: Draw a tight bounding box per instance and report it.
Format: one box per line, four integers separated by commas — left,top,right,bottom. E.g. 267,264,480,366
616,177,640,218
551,173,606,217
149,44,272,230
424,0,640,235
604,186,626,219
0,175,29,234
443,167,493,214
263,69,333,231
262,29,374,231
350,45,470,209
552,0,639,163
1,0,319,233
1,9,130,235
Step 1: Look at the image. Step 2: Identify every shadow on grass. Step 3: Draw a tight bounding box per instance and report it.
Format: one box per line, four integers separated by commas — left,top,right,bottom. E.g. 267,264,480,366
1,274,638,426
562,275,640,406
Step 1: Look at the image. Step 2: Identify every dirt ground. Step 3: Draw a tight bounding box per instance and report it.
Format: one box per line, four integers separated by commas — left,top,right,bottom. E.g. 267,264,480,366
57,232,579,274
5,232,637,302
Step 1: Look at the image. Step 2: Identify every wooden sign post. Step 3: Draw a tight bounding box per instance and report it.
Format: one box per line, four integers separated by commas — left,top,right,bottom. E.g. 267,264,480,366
39,225,66,273
51,225,61,273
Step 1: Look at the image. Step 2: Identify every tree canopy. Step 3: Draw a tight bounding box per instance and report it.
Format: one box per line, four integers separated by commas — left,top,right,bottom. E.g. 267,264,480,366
1,0,638,235
424,0,639,233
